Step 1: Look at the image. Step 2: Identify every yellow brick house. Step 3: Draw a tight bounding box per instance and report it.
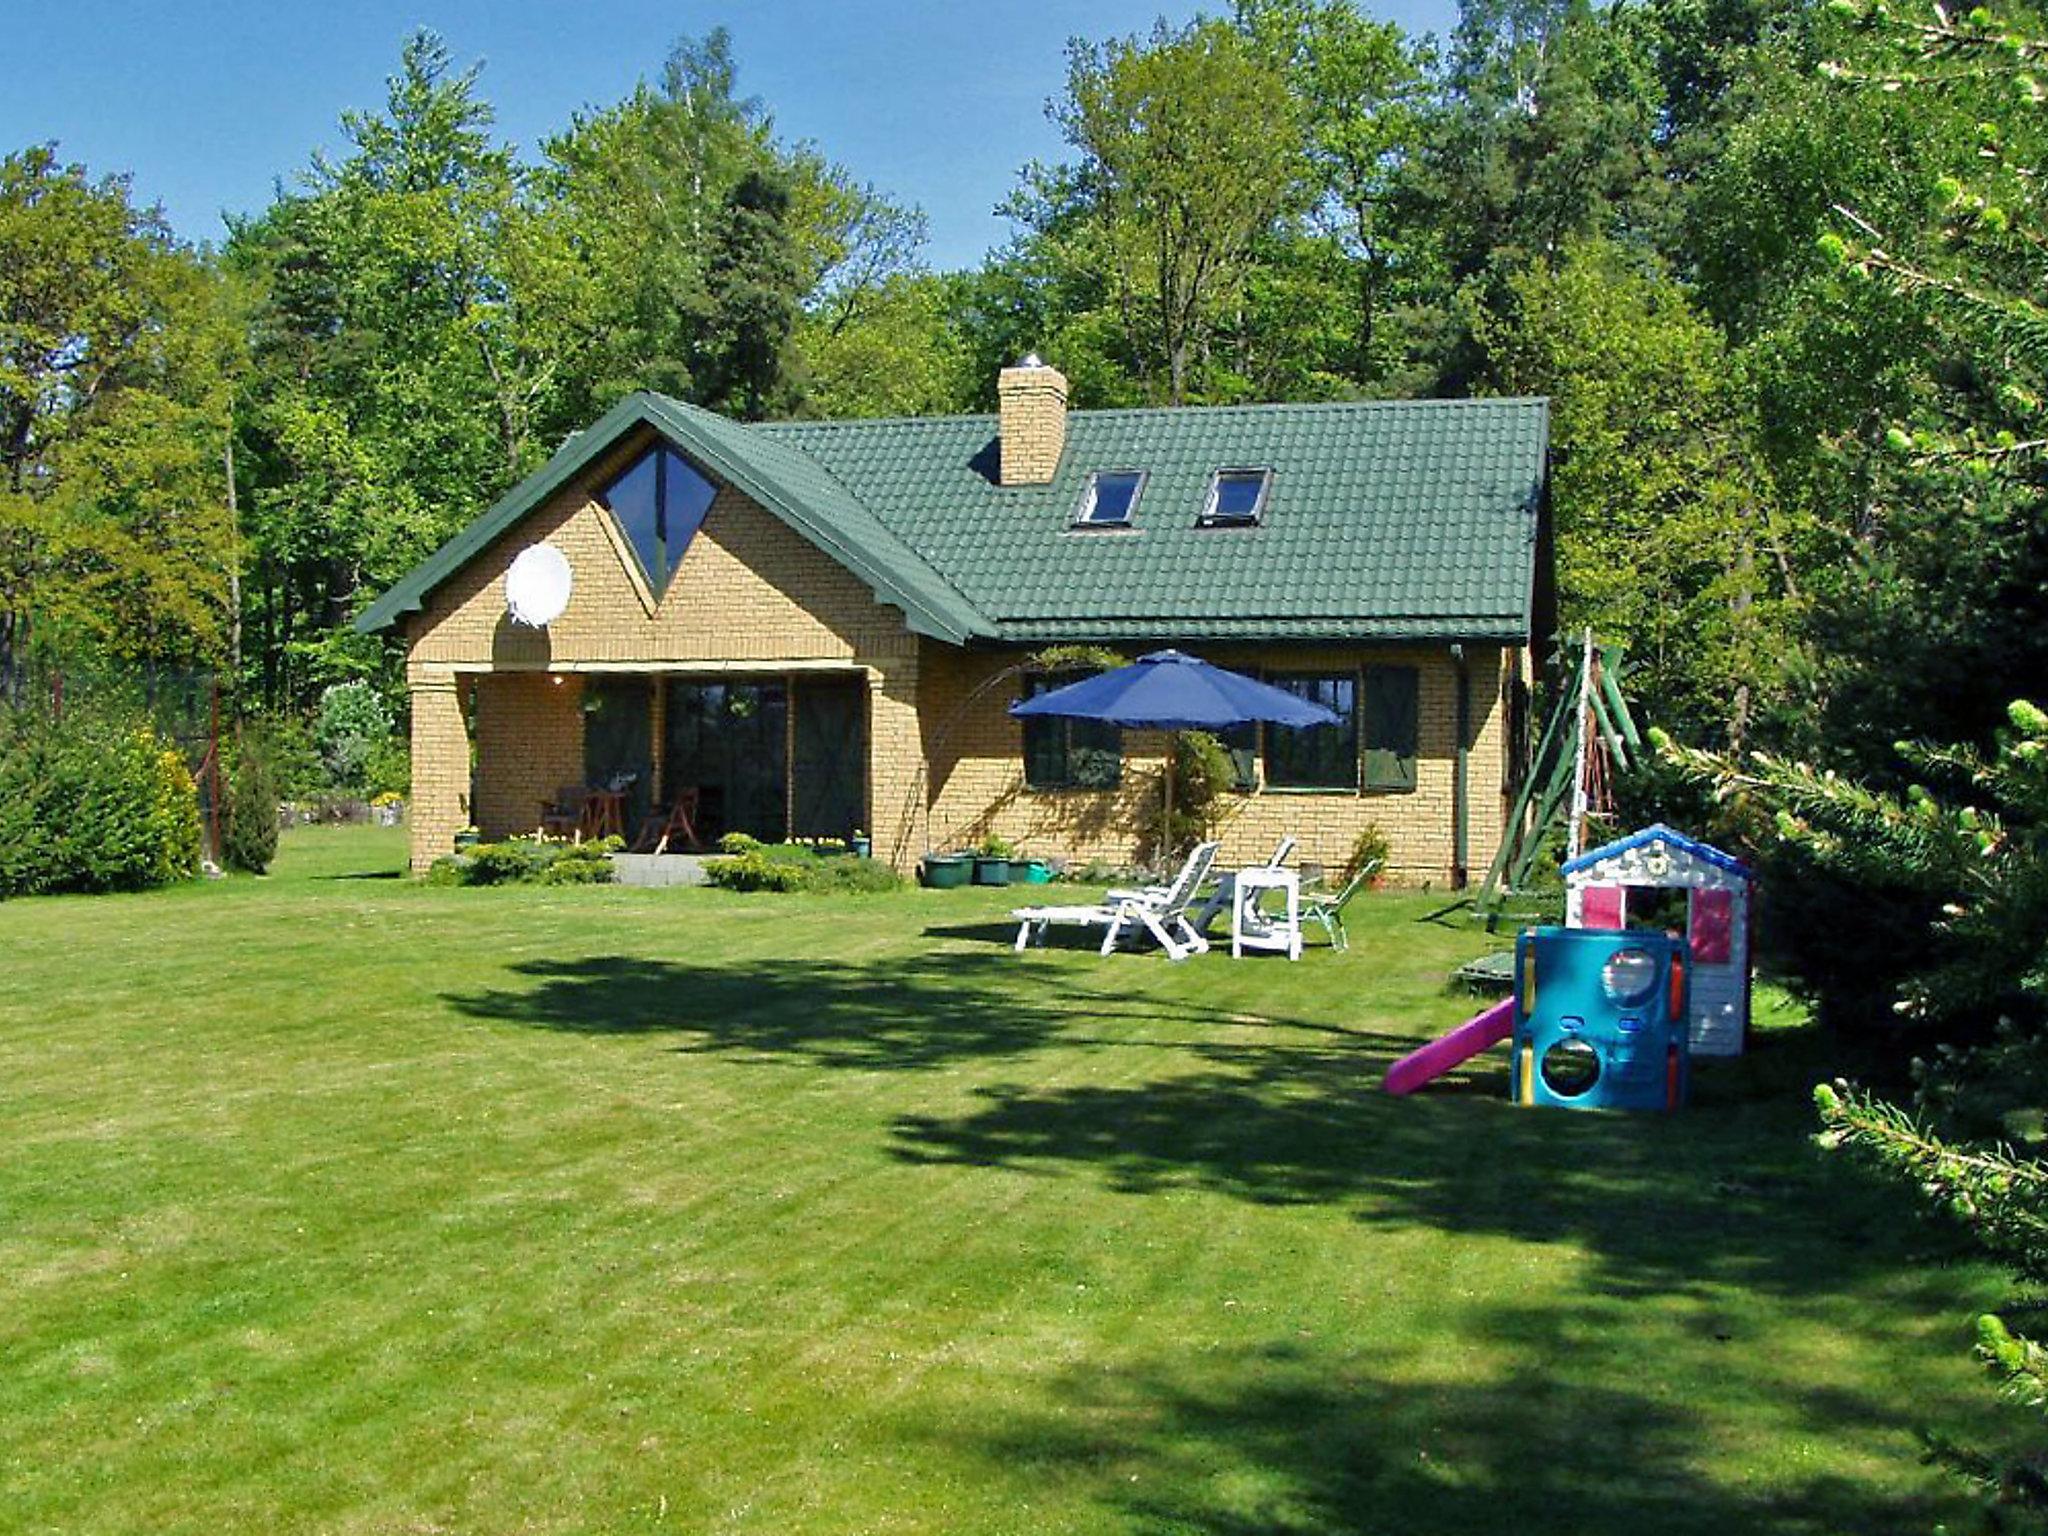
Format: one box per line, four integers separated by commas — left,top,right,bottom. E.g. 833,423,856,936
357,360,1551,883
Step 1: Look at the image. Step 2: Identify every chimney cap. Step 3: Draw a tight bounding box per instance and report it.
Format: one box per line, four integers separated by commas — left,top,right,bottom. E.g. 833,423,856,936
1016,352,1046,369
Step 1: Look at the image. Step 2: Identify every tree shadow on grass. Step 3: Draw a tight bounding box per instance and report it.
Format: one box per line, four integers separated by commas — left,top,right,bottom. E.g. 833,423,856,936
442,952,1395,1072
889,1026,1940,1303
922,1333,1960,1536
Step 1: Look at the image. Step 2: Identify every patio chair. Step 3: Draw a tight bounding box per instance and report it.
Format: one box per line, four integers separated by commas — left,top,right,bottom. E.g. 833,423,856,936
1299,859,1382,951
631,788,704,854
538,784,591,840
1186,835,1297,935
1010,841,1221,962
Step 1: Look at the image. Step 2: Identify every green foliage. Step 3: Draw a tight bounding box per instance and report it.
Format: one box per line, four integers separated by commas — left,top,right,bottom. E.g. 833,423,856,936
0,145,240,680
706,842,903,893
314,682,393,791
1343,823,1391,886
1043,18,1308,403
222,739,280,875
0,709,200,897
1474,239,1797,746
1817,1081,2048,1528
432,836,621,887
1160,731,1241,855
1658,696,2048,1037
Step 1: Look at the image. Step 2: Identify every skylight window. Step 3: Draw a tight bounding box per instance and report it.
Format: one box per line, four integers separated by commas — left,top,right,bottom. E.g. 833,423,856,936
1073,469,1146,528
598,444,718,594
1200,467,1274,527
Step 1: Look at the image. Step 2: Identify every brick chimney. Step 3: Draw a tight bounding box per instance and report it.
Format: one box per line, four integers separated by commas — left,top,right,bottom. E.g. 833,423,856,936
997,354,1069,486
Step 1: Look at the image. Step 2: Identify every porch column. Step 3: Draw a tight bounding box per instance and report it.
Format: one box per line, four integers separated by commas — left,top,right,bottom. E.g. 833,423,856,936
408,665,469,874
869,655,925,875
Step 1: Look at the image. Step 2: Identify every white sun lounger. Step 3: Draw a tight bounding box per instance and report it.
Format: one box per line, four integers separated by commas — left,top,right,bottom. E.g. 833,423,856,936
1011,841,1221,961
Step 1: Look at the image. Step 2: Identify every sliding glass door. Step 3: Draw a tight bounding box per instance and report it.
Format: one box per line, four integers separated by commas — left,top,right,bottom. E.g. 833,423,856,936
661,679,788,843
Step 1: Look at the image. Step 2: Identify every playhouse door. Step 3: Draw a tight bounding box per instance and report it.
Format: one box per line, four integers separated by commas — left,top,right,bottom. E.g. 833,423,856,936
1689,887,1734,965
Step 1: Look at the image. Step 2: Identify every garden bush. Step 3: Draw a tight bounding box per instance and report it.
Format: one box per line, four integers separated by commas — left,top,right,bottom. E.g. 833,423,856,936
315,681,393,791
0,709,201,898
222,736,281,874
427,837,620,887
707,841,902,893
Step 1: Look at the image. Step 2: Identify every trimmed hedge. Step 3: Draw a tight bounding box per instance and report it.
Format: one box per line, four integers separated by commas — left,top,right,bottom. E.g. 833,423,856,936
426,837,621,887
0,711,201,898
706,840,902,894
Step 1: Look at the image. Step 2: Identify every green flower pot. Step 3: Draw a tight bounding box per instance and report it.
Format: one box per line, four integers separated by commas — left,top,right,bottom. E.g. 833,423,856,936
921,853,971,889
972,856,1013,887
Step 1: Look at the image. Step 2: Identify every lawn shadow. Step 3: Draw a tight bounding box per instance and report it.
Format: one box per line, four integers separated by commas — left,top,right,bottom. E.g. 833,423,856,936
889,1022,1933,1303
920,1330,1960,1536
444,951,1377,1072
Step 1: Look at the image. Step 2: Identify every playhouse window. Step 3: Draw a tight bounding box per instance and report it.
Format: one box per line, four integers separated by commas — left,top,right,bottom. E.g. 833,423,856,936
599,444,718,595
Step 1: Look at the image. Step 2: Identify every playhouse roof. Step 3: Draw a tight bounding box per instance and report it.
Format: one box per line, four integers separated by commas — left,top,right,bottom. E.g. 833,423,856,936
1561,823,1752,881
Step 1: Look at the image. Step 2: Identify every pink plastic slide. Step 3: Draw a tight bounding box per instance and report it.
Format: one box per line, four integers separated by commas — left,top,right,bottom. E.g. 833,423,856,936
1383,997,1517,1096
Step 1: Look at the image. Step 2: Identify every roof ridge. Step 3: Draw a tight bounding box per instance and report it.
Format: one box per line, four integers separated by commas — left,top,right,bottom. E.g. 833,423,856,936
751,395,1551,434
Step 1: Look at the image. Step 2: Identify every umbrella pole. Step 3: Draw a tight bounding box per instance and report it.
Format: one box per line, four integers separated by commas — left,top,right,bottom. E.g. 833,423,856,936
1162,731,1176,870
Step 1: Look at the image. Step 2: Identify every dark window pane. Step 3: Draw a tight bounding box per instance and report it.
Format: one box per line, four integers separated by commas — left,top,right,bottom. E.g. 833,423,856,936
662,449,717,558
1021,672,1122,789
600,446,719,594
1208,470,1269,523
1079,470,1143,525
1264,672,1357,789
1218,721,1258,790
1362,665,1420,792
602,452,664,588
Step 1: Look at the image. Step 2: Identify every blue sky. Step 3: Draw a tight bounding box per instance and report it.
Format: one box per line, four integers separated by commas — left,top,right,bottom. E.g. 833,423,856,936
9,0,1456,272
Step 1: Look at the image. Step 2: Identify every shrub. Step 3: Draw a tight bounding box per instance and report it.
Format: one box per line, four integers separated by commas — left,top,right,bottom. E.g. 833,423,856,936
315,681,393,790
0,710,201,898
431,837,621,888
222,738,280,874
1343,823,1391,886
362,734,411,799
1159,730,1241,857
706,841,903,893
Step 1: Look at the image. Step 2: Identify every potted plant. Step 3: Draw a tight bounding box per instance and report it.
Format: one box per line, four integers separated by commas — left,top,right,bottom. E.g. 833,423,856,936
921,851,971,888
371,791,405,827
849,829,872,859
453,825,481,851
972,834,1015,886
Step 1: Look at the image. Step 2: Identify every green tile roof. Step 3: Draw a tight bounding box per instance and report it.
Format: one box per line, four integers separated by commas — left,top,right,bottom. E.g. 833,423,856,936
359,391,1547,646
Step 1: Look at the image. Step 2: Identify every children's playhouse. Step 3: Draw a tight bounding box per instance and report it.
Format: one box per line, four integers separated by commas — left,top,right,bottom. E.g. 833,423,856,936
1562,823,1753,1058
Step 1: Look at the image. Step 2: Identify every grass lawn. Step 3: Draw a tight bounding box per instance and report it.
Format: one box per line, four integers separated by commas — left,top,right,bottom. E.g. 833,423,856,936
0,826,2010,1534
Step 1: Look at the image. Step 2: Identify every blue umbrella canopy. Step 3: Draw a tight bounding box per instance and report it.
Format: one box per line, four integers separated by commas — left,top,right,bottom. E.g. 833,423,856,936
1008,650,1342,731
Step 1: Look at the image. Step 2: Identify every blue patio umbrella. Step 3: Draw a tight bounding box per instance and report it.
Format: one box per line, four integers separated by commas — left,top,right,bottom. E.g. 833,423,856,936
1009,650,1341,858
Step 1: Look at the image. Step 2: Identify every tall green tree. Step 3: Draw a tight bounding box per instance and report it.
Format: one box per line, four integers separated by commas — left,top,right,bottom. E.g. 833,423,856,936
0,145,239,680
1045,18,1308,403
1474,239,1798,747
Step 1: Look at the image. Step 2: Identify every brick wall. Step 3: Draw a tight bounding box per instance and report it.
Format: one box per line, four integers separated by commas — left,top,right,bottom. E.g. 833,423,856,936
471,672,585,841
997,363,1068,486
919,642,1514,885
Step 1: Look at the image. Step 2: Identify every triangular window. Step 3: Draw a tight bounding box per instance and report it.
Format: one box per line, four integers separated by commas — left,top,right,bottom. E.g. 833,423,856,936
598,445,718,595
